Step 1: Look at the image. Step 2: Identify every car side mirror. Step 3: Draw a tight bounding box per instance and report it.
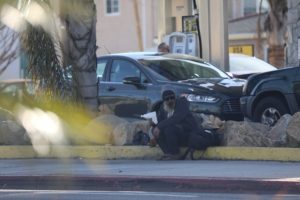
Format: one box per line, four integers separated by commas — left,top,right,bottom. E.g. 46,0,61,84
226,72,234,78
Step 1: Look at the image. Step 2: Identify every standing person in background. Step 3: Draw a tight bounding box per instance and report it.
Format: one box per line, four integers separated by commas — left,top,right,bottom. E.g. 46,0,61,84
152,89,198,160
157,42,170,53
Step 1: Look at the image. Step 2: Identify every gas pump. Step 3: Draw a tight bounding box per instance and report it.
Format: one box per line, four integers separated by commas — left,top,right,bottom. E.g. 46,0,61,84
165,32,186,54
164,32,199,57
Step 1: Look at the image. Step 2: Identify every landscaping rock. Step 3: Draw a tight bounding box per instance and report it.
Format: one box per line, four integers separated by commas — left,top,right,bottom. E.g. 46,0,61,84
267,114,292,146
286,112,300,147
220,120,272,147
0,120,31,145
81,114,128,145
113,120,150,145
0,108,31,145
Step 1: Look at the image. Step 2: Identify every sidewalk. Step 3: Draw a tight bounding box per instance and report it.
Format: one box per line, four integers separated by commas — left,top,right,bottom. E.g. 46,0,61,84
0,145,300,193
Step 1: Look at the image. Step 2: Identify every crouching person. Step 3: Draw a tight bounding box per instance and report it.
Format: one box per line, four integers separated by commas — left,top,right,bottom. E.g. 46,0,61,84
152,89,198,160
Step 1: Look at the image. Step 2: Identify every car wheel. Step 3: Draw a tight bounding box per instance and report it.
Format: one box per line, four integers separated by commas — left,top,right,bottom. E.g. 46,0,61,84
253,97,289,126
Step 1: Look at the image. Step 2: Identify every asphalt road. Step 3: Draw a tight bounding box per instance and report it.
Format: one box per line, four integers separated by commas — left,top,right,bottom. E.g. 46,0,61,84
1,159,300,179
1,190,300,200
0,159,299,194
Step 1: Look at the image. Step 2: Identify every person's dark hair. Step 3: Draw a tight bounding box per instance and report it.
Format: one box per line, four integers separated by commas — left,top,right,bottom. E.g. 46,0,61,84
158,42,170,53
162,90,176,101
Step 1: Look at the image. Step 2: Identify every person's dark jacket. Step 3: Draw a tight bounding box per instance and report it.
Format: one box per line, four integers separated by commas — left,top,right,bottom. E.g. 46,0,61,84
156,97,198,133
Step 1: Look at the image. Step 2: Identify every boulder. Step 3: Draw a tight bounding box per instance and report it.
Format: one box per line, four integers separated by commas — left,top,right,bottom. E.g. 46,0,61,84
286,112,300,147
80,114,128,145
113,122,132,145
267,114,292,146
0,108,31,145
98,104,114,115
0,120,31,145
193,113,224,129
113,120,150,146
0,107,14,121
220,120,272,147
200,114,224,129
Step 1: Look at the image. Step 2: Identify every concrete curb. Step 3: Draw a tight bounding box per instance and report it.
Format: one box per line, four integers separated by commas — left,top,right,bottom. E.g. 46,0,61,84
0,175,299,194
0,146,300,161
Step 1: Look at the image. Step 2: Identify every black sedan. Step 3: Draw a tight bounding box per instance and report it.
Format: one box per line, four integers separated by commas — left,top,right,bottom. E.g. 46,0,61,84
97,53,246,121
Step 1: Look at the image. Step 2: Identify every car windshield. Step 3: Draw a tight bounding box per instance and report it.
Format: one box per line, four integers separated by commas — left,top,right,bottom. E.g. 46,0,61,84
139,58,230,81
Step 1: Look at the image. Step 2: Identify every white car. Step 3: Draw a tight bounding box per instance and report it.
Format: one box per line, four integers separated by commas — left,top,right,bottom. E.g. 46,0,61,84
228,53,277,79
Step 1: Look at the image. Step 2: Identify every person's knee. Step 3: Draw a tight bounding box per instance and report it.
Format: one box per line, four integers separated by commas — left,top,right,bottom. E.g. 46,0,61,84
164,126,179,135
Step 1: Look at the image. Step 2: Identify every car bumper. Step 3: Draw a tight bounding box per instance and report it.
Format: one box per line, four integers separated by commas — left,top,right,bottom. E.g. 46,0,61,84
189,99,244,121
240,95,255,119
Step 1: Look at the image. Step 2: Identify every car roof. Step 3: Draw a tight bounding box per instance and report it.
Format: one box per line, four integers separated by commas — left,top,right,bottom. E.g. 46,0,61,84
99,52,208,64
229,53,276,73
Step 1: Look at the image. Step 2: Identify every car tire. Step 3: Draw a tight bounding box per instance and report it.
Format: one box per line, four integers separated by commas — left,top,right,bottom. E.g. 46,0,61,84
253,97,289,126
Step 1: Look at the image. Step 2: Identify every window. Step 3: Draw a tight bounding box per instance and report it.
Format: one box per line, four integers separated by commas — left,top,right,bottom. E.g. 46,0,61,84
106,0,119,15
97,59,108,80
201,68,219,78
244,0,256,16
243,0,269,16
141,59,229,81
110,60,140,82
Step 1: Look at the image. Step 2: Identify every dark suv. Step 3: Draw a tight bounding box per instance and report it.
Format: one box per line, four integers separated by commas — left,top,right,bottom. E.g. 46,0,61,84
97,53,246,121
240,66,300,126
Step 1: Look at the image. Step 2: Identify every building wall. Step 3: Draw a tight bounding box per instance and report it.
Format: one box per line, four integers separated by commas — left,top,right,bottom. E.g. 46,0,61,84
227,0,270,61
228,0,244,20
0,57,20,81
228,0,268,20
0,28,21,81
171,0,189,32
228,13,269,59
286,0,300,67
95,0,160,55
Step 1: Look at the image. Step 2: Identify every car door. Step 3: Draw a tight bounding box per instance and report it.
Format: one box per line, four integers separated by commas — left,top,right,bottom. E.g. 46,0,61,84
98,58,151,119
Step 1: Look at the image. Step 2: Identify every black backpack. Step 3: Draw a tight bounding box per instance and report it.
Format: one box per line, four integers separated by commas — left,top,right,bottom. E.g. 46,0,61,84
181,128,222,160
132,131,150,145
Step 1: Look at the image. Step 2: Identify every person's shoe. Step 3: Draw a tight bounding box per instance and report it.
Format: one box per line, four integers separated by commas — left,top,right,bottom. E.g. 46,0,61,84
157,154,181,161
148,138,157,147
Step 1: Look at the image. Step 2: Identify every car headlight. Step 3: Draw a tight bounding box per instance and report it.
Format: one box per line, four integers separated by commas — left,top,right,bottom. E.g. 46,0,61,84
182,94,219,103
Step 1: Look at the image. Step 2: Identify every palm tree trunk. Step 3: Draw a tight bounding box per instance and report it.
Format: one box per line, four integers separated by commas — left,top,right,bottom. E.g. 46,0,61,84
265,0,288,68
59,0,98,114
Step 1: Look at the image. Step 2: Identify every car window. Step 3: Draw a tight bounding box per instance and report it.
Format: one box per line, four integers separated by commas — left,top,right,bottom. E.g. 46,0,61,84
110,59,144,82
97,59,108,80
139,59,229,81
200,67,220,78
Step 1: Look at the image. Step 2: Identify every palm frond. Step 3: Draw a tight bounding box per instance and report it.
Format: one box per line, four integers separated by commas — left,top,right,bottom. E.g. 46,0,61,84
21,24,75,102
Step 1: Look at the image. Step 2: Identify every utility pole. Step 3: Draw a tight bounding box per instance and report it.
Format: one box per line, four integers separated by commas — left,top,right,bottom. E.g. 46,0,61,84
198,0,229,71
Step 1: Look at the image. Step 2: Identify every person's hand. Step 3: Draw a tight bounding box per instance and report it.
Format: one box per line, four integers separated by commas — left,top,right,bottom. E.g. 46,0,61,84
153,127,160,139
148,119,156,127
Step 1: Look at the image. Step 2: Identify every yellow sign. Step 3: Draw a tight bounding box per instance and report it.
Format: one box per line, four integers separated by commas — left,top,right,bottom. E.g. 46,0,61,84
229,45,254,56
